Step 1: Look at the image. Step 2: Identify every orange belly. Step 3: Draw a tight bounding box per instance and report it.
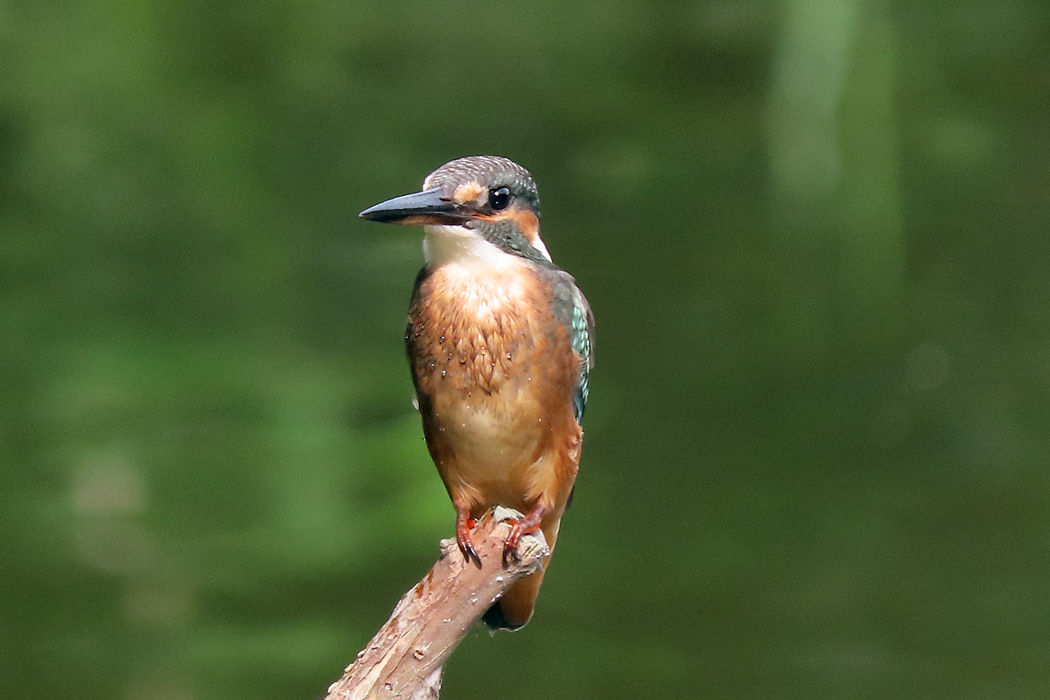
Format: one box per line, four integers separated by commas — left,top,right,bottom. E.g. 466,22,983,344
424,373,552,511
407,258,580,514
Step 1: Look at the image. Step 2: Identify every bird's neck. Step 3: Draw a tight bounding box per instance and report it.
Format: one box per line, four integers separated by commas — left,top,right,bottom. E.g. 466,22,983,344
423,225,520,270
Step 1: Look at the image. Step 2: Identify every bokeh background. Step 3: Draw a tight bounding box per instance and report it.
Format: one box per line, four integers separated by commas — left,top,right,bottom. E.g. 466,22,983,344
3,1,1049,698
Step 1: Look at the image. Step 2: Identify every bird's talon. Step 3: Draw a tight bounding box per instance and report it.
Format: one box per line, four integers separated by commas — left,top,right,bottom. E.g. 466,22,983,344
502,526,525,566
457,536,482,568
456,513,483,568
502,544,522,566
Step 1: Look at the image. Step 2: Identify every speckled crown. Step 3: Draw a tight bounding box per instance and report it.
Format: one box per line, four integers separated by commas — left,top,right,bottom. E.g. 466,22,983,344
423,156,540,215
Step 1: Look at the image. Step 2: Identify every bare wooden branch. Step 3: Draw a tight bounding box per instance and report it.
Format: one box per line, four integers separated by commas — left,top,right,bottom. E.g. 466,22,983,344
323,506,549,700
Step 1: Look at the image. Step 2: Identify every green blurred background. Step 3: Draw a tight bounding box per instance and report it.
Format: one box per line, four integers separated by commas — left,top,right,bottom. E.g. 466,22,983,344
3,1,1049,698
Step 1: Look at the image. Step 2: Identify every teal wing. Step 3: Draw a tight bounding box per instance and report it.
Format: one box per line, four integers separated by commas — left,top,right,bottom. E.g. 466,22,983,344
570,287,594,422
547,268,594,423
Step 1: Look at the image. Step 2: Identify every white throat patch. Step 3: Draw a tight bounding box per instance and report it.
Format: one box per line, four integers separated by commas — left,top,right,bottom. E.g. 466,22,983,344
423,225,508,268
422,225,552,267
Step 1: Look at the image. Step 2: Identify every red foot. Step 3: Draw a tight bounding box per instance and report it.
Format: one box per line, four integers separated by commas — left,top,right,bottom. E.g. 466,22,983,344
502,502,548,565
456,511,481,568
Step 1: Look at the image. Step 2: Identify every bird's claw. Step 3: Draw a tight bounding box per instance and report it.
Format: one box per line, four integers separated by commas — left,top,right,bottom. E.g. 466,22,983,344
456,516,482,568
501,519,524,566
458,537,482,568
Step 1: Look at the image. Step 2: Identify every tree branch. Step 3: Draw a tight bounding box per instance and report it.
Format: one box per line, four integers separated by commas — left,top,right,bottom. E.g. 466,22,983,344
323,506,549,700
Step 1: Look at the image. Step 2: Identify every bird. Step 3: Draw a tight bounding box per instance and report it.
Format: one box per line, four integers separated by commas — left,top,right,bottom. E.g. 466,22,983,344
359,155,594,630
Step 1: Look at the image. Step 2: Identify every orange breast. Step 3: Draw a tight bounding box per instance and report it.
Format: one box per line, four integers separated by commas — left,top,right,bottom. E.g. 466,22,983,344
407,259,578,509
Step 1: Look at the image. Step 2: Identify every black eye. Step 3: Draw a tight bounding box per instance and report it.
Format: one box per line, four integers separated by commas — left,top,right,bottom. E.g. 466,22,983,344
488,186,511,211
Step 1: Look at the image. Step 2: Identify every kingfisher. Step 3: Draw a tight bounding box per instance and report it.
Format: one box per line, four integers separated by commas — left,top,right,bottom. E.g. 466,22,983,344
359,155,594,630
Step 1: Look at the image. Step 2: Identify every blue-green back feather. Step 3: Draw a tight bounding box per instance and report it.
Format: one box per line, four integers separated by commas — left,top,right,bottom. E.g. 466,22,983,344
545,268,594,423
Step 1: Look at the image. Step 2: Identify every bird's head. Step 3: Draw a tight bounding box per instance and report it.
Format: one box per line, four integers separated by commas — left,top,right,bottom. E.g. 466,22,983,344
359,155,552,264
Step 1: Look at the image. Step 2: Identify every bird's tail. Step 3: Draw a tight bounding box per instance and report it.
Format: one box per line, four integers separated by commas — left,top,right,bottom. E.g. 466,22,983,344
482,515,563,631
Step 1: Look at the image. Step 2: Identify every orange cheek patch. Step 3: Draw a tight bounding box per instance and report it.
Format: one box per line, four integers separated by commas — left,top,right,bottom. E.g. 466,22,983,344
513,209,541,245
475,207,544,248
452,181,485,205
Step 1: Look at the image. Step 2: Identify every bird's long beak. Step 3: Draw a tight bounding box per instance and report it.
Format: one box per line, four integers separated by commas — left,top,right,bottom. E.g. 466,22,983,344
359,188,470,225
